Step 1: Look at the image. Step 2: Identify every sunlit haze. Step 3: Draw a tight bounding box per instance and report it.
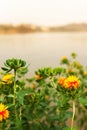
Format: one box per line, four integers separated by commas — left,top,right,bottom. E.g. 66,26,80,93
0,0,87,26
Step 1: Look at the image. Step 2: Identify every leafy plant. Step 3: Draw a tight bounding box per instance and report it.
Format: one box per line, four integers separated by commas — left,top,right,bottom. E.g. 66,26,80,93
0,53,87,130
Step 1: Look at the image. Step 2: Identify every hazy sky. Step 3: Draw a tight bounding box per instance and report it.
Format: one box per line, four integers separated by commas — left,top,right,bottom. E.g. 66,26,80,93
0,0,87,26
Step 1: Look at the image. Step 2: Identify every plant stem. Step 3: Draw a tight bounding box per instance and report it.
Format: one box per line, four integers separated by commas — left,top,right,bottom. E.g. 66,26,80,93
13,70,16,105
13,70,17,119
71,101,75,130
19,107,22,120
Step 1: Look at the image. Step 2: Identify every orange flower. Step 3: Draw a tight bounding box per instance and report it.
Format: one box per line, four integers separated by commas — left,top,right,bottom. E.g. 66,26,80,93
58,77,66,86
35,75,43,80
64,76,80,89
58,76,80,90
0,103,9,122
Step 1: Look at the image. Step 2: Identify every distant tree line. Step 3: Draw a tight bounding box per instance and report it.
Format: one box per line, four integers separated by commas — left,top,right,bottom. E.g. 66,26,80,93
0,23,87,34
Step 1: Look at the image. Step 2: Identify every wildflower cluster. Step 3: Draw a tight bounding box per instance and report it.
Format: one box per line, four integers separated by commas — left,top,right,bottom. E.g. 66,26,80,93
0,54,87,130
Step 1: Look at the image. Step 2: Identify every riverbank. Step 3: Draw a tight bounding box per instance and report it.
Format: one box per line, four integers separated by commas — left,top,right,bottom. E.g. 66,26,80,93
0,23,87,34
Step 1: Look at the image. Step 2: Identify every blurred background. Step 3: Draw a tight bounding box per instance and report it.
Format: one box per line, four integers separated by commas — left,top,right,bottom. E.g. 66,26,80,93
0,0,87,76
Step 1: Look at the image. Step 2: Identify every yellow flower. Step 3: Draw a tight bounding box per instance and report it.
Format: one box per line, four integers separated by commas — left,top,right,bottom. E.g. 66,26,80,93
64,76,80,89
31,83,35,89
61,56,69,64
84,71,87,76
61,56,67,60
2,74,14,84
0,103,9,122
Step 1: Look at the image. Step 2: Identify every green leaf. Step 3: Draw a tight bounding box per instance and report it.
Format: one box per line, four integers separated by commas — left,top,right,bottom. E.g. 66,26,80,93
6,103,14,108
17,89,33,105
63,127,70,130
72,127,78,130
79,97,87,106
15,118,23,130
17,91,25,105
1,67,9,71
7,94,14,98
54,126,61,130
63,127,78,130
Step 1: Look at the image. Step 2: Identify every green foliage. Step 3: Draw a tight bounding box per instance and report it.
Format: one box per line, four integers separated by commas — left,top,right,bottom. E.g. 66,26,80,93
1,58,27,72
0,53,87,130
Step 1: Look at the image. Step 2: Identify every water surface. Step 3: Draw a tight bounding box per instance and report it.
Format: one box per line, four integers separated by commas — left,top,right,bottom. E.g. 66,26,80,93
0,32,87,76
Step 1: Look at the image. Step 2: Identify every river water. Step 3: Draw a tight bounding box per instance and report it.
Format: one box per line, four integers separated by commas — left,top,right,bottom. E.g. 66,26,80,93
0,32,87,76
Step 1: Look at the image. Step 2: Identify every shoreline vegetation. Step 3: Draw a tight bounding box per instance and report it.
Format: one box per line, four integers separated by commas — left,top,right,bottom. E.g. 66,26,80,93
0,23,87,34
